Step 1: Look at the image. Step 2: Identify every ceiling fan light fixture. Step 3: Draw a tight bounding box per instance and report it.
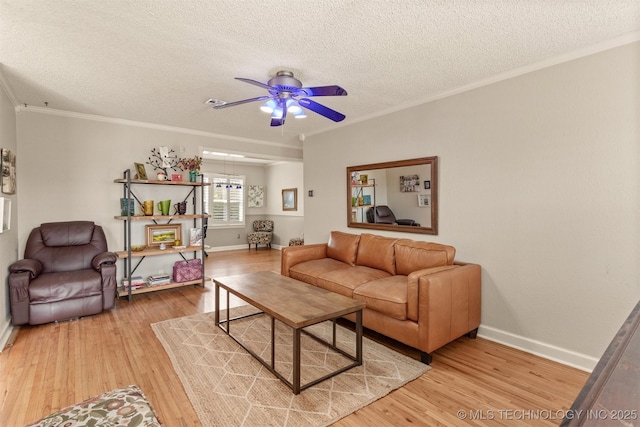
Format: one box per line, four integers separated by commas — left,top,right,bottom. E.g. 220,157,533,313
260,99,277,113
285,99,303,114
271,107,284,119
293,109,307,119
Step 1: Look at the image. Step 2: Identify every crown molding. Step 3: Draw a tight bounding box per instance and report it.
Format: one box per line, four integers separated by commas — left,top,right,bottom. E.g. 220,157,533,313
0,65,19,109
307,32,640,137
15,105,303,151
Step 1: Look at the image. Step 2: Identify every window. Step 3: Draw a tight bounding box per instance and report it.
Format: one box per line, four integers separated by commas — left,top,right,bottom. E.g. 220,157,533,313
203,174,245,227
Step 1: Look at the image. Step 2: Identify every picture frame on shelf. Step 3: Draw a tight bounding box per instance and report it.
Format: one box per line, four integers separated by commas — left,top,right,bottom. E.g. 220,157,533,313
145,224,182,247
189,227,202,246
282,188,297,211
134,162,148,180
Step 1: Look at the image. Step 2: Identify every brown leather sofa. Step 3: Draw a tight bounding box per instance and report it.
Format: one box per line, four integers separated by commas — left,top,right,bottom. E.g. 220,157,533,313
281,231,481,363
8,221,118,325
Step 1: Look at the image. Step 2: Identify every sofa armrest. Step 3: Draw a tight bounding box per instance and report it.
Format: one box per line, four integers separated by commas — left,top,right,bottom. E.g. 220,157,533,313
100,263,117,310
417,263,481,354
92,251,117,271
9,259,43,279
406,265,458,321
281,244,328,276
8,271,31,325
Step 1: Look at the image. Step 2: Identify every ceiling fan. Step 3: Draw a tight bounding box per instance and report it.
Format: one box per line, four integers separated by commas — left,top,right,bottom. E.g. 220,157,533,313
207,70,347,127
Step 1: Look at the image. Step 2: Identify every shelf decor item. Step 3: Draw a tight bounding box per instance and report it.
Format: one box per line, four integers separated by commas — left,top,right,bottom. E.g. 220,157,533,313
134,162,148,180
189,227,202,246
147,146,181,176
178,156,202,182
120,198,135,216
172,258,202,283
146,224,182,248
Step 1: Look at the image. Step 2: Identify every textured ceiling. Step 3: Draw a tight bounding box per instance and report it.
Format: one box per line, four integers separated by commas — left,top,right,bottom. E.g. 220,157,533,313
1,0,639,148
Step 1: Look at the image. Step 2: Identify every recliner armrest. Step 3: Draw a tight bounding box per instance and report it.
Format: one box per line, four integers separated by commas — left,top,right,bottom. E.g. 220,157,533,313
92,252,118,271
9,259,43,279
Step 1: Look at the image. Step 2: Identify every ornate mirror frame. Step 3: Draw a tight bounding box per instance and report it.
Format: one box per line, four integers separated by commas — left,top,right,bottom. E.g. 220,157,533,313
347,156,438,235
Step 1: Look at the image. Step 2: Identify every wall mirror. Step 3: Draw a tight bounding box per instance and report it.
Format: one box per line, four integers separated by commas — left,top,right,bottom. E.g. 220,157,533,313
347,157,438,235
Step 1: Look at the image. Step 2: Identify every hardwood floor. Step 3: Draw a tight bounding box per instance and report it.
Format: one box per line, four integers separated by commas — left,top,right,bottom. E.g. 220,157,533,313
0,249,588,426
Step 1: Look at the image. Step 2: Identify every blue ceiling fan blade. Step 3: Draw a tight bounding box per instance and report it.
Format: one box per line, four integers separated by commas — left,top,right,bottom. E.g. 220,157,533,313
235,77,274,91
270,98,287,126
300,85,347,97
211,96,270,109
298,98,346,122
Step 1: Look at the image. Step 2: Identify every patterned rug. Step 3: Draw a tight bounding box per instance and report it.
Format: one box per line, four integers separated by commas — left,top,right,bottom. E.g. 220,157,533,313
25,385,162,426
151,306,430,427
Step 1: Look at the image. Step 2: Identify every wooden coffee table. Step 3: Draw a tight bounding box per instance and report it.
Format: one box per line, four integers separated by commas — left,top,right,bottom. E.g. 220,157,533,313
213,270,365,394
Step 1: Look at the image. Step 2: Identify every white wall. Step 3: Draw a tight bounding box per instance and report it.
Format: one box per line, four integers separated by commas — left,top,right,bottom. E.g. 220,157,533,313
304,42,640,370
266,161,304,246
14,112,303,277
0,83,18,348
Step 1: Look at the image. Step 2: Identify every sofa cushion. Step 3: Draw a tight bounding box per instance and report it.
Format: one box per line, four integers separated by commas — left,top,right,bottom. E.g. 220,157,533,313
355,234,398,275
289,258,351,286
316,266,391,297
353,275,409,321
326,231,360,266
29,269,102,304
394,240,456,275
40,221,96,247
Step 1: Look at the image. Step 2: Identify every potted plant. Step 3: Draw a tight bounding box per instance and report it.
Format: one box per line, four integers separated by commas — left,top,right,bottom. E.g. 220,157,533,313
179,156,203,182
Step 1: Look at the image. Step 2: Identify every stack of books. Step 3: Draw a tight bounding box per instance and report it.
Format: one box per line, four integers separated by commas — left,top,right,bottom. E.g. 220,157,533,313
147,273,171,287
122,276,145,290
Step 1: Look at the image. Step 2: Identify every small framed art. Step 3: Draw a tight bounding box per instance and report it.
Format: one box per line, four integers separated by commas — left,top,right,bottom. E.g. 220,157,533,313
282,188,297,211
0,197,10,232
145,224,182,247
418,194,431,207
189,227,203,246
134,162,148,180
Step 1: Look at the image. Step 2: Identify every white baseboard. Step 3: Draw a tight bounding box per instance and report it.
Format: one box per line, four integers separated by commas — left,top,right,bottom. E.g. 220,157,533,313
207,245,283,252
478,325,598,372
0,322,15,353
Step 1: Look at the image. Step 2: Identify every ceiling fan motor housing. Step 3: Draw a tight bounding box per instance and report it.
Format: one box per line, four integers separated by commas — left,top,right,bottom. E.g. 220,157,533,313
268,70,302,93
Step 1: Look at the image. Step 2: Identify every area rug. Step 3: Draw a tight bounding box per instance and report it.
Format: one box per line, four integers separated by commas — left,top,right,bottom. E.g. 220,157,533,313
25,385,162,426
151,306,430,427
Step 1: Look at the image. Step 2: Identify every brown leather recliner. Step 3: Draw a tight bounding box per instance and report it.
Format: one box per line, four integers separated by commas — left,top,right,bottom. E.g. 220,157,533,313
366,205,420,226
8,221,117,325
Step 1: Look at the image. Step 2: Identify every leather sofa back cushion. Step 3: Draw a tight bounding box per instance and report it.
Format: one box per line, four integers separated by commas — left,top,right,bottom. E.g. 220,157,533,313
356,234,398,275
41,221,96,247
327,231,360,266
394,239,456,275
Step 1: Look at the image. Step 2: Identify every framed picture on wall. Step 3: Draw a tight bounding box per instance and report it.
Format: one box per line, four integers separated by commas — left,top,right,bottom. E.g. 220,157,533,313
418,194,431,207
1,148,16,195
282,188,297,211
400,175,420,192
424,180,431,190
0,197,10,233
248,185,264,207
